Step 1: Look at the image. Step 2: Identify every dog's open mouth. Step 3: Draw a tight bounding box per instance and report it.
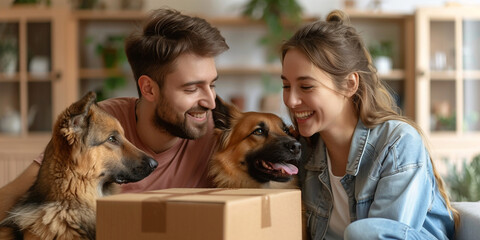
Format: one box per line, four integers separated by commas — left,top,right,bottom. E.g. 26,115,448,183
256,159,298,177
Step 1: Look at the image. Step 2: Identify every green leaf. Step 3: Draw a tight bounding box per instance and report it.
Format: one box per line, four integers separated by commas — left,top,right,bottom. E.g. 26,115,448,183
241,0,303,62
445,156,480,201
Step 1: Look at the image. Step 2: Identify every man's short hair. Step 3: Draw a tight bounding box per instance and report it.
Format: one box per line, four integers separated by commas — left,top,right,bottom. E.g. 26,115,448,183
125,8,229,96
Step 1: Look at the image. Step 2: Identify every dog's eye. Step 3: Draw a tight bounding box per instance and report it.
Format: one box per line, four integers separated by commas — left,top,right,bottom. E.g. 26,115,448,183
283,127,291,135
108,136,118,144
252,128,265,136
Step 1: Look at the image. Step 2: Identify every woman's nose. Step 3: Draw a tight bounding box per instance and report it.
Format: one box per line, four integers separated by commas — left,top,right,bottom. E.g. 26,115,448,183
284,90,301,109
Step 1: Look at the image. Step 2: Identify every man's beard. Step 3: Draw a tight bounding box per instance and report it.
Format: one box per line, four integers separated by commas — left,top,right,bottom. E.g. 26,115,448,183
153,99,209,140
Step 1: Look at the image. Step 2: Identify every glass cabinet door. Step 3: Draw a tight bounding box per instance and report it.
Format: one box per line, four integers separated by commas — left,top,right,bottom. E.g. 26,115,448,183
415,6,480,176
27,21,53,133
0,82,21,134
429,20,456,132
0,22,20,135
463,19,480,133
0,13,56,136
426,17,480,134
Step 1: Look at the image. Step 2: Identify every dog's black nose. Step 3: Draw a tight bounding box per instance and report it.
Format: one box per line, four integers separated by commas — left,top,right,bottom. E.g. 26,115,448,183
144,157,158,169
286,141,301,155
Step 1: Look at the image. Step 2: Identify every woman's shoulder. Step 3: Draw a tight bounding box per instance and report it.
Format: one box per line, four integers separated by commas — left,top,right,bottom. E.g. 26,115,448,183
372,120,422,143
371,120,429,167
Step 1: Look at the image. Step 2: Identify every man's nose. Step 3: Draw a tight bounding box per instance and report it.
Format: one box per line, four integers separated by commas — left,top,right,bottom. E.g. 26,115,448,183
199,87,216,110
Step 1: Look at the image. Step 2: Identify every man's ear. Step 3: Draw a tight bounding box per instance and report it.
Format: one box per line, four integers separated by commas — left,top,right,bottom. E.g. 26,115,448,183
138,75,158,102
345,72,359,97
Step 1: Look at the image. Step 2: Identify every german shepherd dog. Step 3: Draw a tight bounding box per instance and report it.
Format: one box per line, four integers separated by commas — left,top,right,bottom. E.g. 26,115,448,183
0,92,157,240
209,97,301,189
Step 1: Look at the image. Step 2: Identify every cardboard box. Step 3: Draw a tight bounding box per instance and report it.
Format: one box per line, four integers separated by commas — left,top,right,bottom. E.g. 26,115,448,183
97,188,301,240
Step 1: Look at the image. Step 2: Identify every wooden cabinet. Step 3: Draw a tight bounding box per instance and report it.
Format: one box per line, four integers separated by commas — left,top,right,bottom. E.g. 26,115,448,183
415,6,480,170
346,10,416,119
0,7,71,136
0,7,72,187
71,10,146,102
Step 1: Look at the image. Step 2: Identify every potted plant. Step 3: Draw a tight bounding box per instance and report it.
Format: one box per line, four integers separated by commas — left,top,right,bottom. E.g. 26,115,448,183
87,35,128,101
241,0,303,113
242,0,303,62
368,40,393,74
444,154,480,201
12,0,50,6
70,0,98,9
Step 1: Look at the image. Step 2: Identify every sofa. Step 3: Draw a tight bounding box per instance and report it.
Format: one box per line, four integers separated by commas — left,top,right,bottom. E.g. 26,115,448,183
452,201,480,240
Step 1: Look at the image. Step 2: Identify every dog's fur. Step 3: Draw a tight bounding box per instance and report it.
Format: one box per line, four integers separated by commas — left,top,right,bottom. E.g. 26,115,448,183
209,97,301,189
0,92,157,240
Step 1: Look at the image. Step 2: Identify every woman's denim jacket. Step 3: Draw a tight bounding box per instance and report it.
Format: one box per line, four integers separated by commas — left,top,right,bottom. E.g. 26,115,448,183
299,119,455,240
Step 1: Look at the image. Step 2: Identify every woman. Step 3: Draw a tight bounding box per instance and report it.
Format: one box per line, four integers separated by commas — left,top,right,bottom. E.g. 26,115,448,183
281,10,457,240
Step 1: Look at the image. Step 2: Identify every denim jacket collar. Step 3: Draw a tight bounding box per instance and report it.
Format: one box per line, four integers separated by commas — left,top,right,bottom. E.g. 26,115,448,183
304,119,370,177
346,120,370,176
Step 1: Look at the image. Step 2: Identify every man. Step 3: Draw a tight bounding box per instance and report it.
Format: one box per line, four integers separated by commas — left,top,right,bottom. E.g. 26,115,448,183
0,8,229,221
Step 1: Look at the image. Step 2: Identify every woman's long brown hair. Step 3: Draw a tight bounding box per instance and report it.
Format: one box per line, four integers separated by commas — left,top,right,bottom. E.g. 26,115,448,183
281,9,459,226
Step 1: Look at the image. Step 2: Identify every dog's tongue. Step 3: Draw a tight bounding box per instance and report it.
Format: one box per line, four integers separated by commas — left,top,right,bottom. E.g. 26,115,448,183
273,163,298,175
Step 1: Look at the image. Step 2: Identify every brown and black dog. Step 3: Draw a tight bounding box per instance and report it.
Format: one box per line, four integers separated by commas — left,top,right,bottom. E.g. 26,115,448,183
210,97,309,239
209,97,301,189
0,92,157,240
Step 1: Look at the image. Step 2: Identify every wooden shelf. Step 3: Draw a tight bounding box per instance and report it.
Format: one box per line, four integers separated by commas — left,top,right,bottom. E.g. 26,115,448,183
0,73,19,82
28,72,58,82
430,70,457,80
464,70,480,79
429,70,480,80
218,65,281,76
73,10,318,26
79,66,407,79
80,66,283,78
209,16,318,27
79,68,129,79
0,72,58,82
73,10,147,20
378,69,405,80
0,133,50,149
346,9,412,19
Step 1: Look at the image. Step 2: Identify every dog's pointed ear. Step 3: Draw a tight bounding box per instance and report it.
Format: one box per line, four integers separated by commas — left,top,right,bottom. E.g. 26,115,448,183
60,91,97,145
213,96,241,130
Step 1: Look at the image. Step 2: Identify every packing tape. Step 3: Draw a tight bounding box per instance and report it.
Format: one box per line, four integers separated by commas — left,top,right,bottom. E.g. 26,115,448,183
140,189,272,233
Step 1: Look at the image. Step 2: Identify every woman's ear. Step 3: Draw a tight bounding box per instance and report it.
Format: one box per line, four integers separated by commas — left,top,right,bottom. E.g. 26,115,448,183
345,72,359,97
138,75,158,102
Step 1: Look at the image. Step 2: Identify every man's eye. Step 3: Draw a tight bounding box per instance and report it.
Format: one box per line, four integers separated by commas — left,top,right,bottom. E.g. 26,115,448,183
301,86,313,90
252,128,265,136
185,88,198,93
282,85,291,89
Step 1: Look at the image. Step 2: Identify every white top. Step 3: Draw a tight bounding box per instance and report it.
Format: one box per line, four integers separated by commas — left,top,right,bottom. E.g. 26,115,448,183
325,151,350,240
